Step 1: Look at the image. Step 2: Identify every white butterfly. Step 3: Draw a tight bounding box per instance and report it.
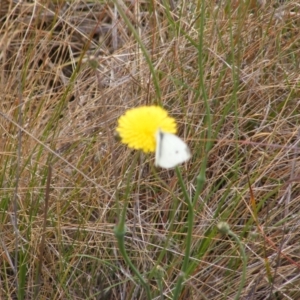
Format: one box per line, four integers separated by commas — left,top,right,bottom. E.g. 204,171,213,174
155,129,191,169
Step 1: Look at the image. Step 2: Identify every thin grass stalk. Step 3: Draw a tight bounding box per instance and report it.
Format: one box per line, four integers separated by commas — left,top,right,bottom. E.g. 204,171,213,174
14,85,23,298
154,265,164,299
112,0,162,104
217,222,247,300
194,0,212,203
34,165,52,299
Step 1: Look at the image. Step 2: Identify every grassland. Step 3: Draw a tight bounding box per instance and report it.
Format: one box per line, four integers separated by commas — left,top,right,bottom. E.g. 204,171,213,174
1,0,300,299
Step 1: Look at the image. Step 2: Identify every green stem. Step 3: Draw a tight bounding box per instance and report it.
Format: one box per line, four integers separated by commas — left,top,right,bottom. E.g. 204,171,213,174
172,167,194,300
114,226,151,299
229,231,247,300
114,152,151,299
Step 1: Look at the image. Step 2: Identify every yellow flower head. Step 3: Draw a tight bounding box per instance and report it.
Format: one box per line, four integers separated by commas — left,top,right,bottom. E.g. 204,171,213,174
116,106,177,152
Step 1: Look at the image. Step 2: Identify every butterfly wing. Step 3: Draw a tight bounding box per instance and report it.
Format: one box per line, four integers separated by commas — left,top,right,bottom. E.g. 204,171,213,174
155,130,191,169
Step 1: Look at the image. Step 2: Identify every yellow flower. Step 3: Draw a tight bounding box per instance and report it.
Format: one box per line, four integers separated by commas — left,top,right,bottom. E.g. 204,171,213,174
116,106,177,152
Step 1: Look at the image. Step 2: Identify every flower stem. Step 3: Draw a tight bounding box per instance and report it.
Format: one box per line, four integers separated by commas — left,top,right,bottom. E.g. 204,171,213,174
172,166,194,300
114,152,151,299
114,225,151,299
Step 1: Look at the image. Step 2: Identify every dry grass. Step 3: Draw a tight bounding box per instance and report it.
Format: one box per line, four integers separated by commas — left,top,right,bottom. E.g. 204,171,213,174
1,0,300,299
